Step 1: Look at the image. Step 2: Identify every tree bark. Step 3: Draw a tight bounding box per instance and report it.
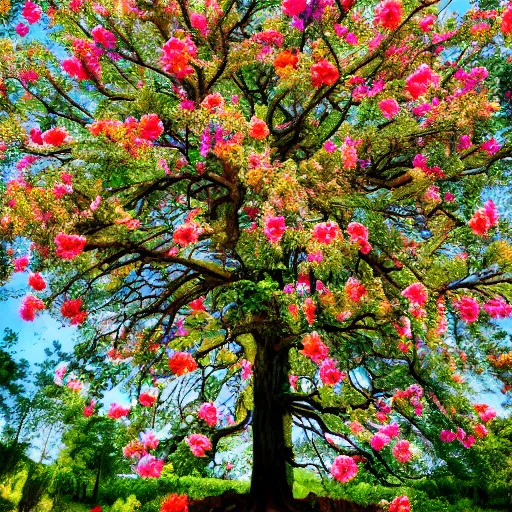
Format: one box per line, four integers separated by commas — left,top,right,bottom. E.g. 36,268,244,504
92,453,102,502
250,332,295,511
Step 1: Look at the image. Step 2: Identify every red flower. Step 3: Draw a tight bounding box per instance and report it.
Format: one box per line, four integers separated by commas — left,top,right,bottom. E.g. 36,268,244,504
454,296,480,323
303,297,316,325
405,64,440,100
54,233,87,260
61,298,88,325
30,127,43,144
312,221,339,244
22,1,42,24
389,496,410,512
107,403,131,419
168,352,197,376
248,116,270,140
189,297,206,312
379,98,400,119
42,127,69,146
161,494,189,512
345,277,367,302
62,58,89,80
468,200,499,236
263,216,286,244
13,255,29,272
90,507,102,512
311,60,339,88
374,0,403,31
319,359,344,386
138,114,164,141
173,222,202,247
282,0,307,17
160,37,197,79
502,4,512,34
91,25,117,49
28,273,46,291
139,392,157,407
300,332,328,364
19,295,45,321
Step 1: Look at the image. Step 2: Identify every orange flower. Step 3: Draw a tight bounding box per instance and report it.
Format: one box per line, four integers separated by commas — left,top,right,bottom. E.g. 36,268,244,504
248,116,270,140
274,50,298,71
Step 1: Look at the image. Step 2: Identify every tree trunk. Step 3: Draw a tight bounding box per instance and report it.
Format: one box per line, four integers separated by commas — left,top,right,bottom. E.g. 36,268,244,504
91,454,102,502
250,332,295,511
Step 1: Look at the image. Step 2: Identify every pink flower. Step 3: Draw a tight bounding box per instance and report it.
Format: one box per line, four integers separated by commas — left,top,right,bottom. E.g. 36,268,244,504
13,255,29,272
62,57,89,80
444,192,455,202
392,440,413,463
454,296,480,323
405,64,440,99
282,0,307,17
301,332,328,364
345,277,367,302
346,222,372,253
474,403,496,423
198,402,218,427
481,138,501,155
401,282,428,307
20,295,45,321
83,402,95,417
374,0,403,30
484,297,512,319
54,233,86,259
91,25,116,49
191,12,209,37
394,316,412,338
136,454,164,478
185,434,212,457
370,432,391,451
379,98,400,119
419,14,436,32
440,430,456,442
457,135,472,151
350,421,364,434
141,431,159,450
22,1,42,24
311,60,339,88
16,23,29,36
263,215,286,244
379,423,400,438
160,36,198,79
312,221,339,244
330,455,358,483
289,374,298,390
461,435,475,449
241,359,253,379
226,462,234,471
107,403,131,419
468,200,499,235
319,358,345,386
324,140,337,153
90,196,102,211
389,496,410,512
54,364,67,385
173,222,202,247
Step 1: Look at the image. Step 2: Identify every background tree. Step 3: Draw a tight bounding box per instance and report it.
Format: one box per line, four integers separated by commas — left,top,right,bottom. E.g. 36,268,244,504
1,0,512,510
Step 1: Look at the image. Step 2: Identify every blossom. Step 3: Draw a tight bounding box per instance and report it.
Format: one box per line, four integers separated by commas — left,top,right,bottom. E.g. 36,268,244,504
304,297,316,325
189,297,206,313
346,222,372,253
312,221,339,244
191,12,209,37
474,424,489,439
289,374,298,390
201,93,224,111
401,282,428,307
300,332,328,364
370,432,391,451
374,0,403,30
91,25,116,49
90,507,102,512
160,37,197,79
419,14,436,32
16,23,29,36
168,352,198,376
107,403,131,419
311,60,339,88
350,421,364,434
405,64,440,99
274,50,298,71
379,423,400,438
468,200,499,236
138,114,164,141
484,297,512,319
392,440,413,463
389,496,410,512
379,98,400,119
62,58,89,80
173,221,202,247
241,359,253,379
185,433,212,457
54,365,67,385
139,391,157,407
22,1,42,24
282,0,307,17
55,233,86,260
42,127,69,146
440,430,456,442
394,316,412,338
14,255,29,272
136,454,164,478
474,403,496,423
319,358,345,386
345,277,367,302
198,402,218,426
61,298,87,325
330,455,358,483
83,402,95,417
502,4,512,34
161,494,189,512
248,117,270,140
481,138,501,155
263,215,286,243
141,431,159,450
20,295,45,321
454,296,480,323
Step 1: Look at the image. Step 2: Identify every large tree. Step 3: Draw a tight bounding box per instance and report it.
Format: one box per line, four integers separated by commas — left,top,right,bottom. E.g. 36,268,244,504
1,0,512,509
